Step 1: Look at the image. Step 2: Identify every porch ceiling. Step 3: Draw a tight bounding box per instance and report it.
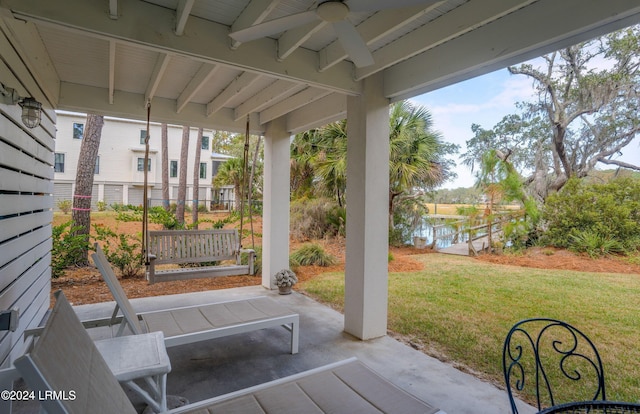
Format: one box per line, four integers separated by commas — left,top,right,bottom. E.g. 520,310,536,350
2,0,640,134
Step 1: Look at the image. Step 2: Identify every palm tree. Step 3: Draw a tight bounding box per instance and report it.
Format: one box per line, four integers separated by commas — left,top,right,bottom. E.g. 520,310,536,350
387,101,451,228
290,130,320,199
314,121,348,207
213,158,243,211
292,101,454,228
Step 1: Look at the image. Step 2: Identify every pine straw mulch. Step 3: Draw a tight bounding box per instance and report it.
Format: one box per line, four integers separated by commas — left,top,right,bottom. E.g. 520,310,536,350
51,211,639,306
53,242,640,307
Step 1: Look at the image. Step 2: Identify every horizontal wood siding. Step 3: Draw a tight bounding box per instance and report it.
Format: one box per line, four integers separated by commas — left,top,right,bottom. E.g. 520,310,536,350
0,56,55,367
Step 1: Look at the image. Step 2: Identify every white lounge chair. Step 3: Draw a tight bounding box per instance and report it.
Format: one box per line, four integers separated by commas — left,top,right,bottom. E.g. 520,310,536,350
15,291,443,414
90,244,299,353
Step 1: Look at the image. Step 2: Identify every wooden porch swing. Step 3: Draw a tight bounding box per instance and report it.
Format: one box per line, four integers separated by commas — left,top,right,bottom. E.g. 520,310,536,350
141,108,256,284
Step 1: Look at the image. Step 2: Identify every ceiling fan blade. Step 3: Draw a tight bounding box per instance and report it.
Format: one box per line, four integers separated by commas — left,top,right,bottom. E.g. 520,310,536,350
346,0,440,13
229,11,319,43
332,20,374,68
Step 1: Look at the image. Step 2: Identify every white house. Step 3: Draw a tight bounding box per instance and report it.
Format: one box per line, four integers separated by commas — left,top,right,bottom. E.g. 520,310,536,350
53,112,234,211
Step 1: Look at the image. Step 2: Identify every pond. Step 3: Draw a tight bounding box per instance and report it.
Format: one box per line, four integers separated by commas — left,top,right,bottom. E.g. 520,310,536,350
411,217,471,249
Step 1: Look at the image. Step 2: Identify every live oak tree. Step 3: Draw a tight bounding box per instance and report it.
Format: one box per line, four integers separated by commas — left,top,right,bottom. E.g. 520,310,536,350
463,26,640,202
71,114,104,264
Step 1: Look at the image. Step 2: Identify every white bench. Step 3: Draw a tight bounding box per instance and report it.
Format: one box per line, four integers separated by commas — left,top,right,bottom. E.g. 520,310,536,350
147,229,255,284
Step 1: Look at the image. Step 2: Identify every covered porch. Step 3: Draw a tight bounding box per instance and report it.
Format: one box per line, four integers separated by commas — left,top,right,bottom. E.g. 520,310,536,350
15,286,536,413
1,0,640,412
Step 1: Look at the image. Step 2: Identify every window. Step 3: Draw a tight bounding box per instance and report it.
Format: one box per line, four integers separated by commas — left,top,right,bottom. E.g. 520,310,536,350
137,157,151,172
212,160,221,178
201,135,209,150
199,162,207,179
170,160,178,178
73,123,84,139
54,153,65,173
139,130,146,145
94,156,100,175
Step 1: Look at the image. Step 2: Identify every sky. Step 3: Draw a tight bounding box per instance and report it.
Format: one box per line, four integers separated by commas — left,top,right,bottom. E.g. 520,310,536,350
410,68,640,190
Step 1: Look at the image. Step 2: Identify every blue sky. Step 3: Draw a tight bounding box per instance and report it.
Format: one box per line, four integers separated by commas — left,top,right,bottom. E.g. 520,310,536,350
411,69,640,190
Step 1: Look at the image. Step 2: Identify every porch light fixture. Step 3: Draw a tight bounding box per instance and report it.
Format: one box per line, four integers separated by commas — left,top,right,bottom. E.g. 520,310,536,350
0,82,43,129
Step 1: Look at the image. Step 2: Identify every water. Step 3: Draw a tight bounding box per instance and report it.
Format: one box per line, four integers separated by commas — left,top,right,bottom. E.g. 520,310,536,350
412,217,471,249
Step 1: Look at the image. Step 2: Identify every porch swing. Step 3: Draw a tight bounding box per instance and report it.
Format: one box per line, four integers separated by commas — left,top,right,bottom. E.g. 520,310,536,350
142,108,256,284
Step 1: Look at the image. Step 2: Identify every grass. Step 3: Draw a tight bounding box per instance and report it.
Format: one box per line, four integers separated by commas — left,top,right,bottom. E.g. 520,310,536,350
298,253,640,404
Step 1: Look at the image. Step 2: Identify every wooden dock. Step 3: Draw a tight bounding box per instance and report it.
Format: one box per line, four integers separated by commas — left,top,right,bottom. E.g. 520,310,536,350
437,231,502,256
438,236,489,256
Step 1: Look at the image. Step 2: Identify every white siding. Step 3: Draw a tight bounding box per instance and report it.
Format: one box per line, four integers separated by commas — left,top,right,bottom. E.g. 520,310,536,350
0,80,55,369
54,114,216,203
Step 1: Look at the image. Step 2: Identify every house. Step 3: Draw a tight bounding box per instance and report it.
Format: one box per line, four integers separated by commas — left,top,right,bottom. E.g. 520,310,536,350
53,112,235,211
1,0,639,374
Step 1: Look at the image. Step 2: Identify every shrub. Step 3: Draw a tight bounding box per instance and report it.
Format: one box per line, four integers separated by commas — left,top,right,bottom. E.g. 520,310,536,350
249,245,262,275
110,203,126,212
92,224,143,278
57,199,72,214
390,197,430,247
116,205,183,229
96,200,107,211
290,198,345,241
289,243,336,268
542,177,640,254
51,221,90,278
569,230,625,258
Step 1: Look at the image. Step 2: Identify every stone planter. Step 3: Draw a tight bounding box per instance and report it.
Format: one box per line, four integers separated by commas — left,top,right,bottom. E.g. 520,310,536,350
278,286,292,295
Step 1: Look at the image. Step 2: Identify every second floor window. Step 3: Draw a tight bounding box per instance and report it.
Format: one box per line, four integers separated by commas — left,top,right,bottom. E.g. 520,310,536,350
73,123,84,139
212,160,221,178
201,135,209,150
94,156,100,175
139,130,146,145
199,162,207,179
54,153,65,173
170,160,178,178
137,157,151,172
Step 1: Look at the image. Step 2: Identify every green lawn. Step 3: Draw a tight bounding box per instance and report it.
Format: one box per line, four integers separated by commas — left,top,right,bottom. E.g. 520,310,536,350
298,253,640,404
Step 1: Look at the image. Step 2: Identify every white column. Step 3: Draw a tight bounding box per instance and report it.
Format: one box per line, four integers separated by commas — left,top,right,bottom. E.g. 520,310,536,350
97,184,105,204
344,72,390,340
262,117,290,289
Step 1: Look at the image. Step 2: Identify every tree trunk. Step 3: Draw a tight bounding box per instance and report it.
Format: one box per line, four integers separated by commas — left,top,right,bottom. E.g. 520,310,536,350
176,126,190,226
161,123,170,212
191,128,203,228
72,114,104,264
248,136,262,208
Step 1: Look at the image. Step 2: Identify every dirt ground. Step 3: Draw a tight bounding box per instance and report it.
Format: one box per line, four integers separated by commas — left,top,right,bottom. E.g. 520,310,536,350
52,213,640,306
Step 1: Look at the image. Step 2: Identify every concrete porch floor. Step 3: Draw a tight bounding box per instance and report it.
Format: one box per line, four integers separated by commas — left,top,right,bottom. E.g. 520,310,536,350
18,285,536,414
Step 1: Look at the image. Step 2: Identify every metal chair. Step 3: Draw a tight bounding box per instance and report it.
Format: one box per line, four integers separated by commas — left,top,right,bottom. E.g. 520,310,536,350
502,318,606,413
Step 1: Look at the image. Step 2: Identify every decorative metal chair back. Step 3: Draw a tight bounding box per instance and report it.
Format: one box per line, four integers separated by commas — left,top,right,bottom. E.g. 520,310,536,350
502,318,606,413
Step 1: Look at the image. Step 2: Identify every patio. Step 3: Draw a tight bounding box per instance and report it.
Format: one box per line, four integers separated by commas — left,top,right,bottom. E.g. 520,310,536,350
2,2,640,412
16,286,535,414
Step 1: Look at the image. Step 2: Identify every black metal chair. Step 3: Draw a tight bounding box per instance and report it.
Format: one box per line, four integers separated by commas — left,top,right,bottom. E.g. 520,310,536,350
502,318,606,413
